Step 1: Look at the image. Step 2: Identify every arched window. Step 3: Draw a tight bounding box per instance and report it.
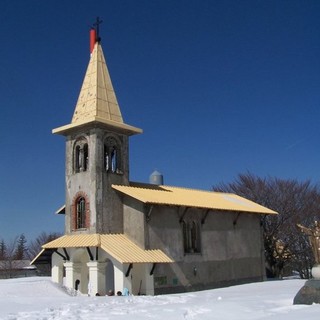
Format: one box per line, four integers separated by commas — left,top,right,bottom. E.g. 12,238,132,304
111,147,117,172
75,145,81,172
182,220,201,254
74,138,89,173
72,192,90,231
83,144,88,171
104,136,121,173
76,197,86,229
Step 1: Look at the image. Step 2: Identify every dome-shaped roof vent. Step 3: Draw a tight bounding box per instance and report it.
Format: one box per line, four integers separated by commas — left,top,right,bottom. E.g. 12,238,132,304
149,170,164,185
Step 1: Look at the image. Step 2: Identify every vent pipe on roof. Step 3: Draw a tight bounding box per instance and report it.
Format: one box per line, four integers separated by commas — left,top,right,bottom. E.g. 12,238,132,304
149,170,164,185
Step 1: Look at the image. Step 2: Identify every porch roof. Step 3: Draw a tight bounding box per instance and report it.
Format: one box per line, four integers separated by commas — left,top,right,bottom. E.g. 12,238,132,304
38,233,173,264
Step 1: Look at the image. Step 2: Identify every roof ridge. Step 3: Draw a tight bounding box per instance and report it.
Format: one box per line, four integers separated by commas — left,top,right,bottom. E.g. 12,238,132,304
115,182,240,196
112,183,171,192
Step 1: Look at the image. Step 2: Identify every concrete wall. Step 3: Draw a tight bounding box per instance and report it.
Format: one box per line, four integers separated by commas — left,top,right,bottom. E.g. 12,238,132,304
123,198,147,248
122,196,265,294
64,126,129,235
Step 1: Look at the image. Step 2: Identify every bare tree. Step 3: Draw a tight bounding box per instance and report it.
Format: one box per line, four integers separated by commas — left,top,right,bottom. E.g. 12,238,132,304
214,172,320,279
28,232,61,260
28,232,62,276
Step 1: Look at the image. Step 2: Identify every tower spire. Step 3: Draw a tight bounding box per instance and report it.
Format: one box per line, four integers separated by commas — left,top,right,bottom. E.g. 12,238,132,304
53,23,142,136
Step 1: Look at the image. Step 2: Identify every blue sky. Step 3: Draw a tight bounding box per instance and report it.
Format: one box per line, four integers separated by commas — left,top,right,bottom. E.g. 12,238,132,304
1,0,320,242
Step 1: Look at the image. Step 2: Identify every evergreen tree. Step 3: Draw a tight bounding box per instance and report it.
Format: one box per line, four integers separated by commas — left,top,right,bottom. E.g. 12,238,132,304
0,239,6,260
14,234,28,260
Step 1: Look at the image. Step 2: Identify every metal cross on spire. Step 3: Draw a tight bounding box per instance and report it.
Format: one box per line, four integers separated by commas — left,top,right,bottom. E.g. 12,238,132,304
93,17,103,42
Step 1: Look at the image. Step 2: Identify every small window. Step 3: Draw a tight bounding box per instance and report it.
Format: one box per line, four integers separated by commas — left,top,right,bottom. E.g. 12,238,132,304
74,139,89,173
76,197,86,229
191,222,198,251
111,147,117,172
104,136,121,174
72,192,89,231
182,221,188,252
75,145,81,172
182,220,201,254
83,144,88,171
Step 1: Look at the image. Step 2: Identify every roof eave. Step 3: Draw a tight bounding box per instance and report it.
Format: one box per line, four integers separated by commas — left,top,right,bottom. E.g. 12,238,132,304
143,201,277,215
52,118,142,136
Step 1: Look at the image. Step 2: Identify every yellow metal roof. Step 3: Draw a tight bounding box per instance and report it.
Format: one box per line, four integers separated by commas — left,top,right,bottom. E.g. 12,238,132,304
53,42,142,136
72,42,123,124
42,234,172,264
112,184,277,215
100,234,172,263
43,234,101,248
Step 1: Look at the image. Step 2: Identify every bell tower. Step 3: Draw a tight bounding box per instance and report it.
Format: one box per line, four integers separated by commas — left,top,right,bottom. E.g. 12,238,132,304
53,23,142,235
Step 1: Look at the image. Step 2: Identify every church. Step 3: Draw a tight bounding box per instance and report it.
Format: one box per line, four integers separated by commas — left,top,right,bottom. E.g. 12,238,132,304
33,26,276,296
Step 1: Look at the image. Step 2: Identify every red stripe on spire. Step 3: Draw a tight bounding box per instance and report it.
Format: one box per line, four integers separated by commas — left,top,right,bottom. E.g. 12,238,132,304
90,28,96,53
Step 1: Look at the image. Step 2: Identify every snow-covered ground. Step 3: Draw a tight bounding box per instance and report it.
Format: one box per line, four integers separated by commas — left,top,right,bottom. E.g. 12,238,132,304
0,277,319,319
